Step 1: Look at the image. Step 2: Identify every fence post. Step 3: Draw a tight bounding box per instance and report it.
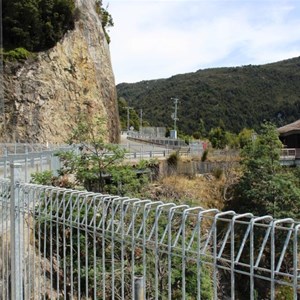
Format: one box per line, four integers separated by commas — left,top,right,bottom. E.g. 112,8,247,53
10,163,23,300
50,152,60,176
134,276,145,300
24,145,28,182
3,147,7,178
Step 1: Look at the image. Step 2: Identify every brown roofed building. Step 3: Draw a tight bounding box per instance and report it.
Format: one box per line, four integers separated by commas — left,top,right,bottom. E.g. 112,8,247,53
278,119,300,148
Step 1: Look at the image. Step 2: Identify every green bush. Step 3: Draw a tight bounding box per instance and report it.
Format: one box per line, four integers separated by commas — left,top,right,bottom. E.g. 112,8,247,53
167,151,179,167
212,167,223,180
201,149,208,162
3,47,31,61
30,170,54,185
95,0,114,44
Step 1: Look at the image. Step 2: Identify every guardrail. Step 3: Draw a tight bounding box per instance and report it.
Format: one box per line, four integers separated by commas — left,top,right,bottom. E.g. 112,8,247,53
124,149,171,160
0,143,64,155
281,148,297,160
0,143,176,183
0,145,73,182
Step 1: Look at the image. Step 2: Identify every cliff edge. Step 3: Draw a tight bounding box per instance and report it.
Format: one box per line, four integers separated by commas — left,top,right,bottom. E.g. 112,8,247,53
2,0,120,143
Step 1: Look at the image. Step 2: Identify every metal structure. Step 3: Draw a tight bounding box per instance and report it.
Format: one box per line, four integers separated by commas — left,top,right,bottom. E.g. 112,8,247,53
0,144,73,181
0,165,299,299
171,97,179,133
0,142,176,183
125,106,133,131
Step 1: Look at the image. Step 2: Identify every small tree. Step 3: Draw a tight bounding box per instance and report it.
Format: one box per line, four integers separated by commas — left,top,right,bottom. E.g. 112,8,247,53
208,126,227,149
227,122,300,219
238,128,255,148
107,160,150,197
58,116,126,192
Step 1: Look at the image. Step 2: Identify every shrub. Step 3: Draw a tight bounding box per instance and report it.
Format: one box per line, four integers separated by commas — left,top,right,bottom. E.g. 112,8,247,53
212,167,223,180
201,149,208,162
3,47,31,61
30,170,54,185
167,151,179,167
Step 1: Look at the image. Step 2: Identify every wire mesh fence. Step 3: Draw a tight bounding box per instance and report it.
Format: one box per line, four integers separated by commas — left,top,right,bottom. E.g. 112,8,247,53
0,165,299,299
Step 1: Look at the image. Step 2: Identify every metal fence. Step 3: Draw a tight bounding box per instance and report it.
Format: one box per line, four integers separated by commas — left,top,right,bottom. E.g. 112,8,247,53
0,142,192,184
0,165,300,299
0,144,74,182
0,143,61,155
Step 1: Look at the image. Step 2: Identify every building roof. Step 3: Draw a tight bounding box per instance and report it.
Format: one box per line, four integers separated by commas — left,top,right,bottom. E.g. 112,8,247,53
278,119,300,135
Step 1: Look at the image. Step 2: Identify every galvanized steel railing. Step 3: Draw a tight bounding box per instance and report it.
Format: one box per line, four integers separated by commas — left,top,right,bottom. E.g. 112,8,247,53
0,144,74,182
0,165,299,299
0,143,174,183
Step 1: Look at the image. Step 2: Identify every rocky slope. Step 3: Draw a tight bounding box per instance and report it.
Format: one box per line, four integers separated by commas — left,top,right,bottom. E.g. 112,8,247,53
2,0,120,144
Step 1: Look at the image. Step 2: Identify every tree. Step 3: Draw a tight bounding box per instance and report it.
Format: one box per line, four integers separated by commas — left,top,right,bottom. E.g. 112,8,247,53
3,0,75,51
208,126,227,149
238,128,255,148
225,131,239,149
108,161,150,197
58,116,126,192
198,118,207,137
226,122,300,219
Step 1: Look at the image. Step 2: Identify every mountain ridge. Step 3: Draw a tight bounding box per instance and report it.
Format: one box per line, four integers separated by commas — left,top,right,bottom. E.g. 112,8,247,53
116,56,300,135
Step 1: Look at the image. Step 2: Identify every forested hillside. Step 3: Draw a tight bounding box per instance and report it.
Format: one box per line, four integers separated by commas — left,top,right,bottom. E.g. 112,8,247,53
117,57,300,135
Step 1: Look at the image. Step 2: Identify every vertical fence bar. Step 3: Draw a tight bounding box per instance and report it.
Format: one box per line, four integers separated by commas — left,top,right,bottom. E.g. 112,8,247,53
293,224,300,299
10,163,23,300
24,145,28,182
3,147,7,178
230,213,253,300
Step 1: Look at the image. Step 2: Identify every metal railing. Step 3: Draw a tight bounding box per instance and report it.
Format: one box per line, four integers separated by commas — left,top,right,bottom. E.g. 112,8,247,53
0,144,74,182
0,164,299,299
124,149,173,160
0,142,190,185
0,143,60,155
281,148,297,160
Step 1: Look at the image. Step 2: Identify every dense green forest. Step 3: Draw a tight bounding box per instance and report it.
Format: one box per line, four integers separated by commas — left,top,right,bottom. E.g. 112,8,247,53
117,57,300,135
2,0,113,54
3,0,75,51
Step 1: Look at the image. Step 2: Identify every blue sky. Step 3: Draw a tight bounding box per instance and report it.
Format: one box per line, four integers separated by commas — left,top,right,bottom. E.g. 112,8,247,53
103,0,300,84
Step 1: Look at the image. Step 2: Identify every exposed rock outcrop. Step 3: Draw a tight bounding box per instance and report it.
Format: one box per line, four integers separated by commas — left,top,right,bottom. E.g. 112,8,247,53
1,0,120,143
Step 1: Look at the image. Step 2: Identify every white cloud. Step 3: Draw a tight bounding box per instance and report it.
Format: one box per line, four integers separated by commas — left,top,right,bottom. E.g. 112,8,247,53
104,0,300,83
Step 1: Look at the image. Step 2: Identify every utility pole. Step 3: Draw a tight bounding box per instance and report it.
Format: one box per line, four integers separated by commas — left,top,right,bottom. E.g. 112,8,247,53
125,106,133,131
173,98,179,131
139,109,143,133
171,98,179,138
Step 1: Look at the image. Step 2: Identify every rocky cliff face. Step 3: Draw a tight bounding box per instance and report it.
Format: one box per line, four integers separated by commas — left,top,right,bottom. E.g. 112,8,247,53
1,0,120,144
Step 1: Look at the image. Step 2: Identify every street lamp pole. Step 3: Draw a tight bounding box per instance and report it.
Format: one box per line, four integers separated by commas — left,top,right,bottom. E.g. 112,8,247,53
125,106,133,131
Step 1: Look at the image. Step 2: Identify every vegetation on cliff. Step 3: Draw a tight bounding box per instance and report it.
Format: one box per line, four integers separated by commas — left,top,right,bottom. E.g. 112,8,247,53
3,0,75,52
116,57,300,135
2,0,113,55
95,0,114,43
